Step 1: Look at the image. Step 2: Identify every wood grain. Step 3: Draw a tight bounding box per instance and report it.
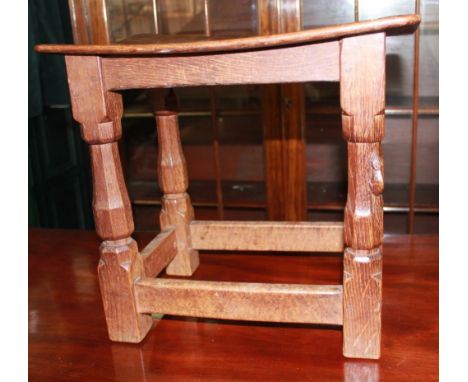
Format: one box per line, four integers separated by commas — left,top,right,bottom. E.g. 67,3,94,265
262,84,286,220
155,112,188,194
135,278,343,325
40,16,421,359
257,0,279,36
89,143,134,240
281,82,307,220
340,34,386,359
140,228,177,278
102,42,339,90
153,91,199,276
66,54,152,343
341,34,385,251
341,33,386,143
65,55,123,144
279,2,307,218
260,0,307,221
190,220,344,252
35,14,420,55
343,247,383,359
344,142,384,249
68,0,90,44
160,195,200,276
98,238,153,343
87,0,110,44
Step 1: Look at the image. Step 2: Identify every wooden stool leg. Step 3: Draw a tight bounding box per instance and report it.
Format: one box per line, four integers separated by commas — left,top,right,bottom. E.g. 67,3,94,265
340,33,385,359
150,90,199,276
65,56,152,342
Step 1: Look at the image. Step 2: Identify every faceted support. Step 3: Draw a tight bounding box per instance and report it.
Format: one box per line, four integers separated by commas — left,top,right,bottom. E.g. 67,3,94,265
340,33,386,359
150,90,200,276
65,55,152,342
343,247,383,358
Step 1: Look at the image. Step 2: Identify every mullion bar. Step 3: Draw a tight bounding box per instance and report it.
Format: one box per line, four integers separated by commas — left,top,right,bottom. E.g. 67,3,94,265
205,0,225,220
409,0,421,233
151,0,159,34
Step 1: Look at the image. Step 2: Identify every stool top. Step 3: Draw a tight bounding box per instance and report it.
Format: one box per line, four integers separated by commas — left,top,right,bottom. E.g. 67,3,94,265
36,14,419,56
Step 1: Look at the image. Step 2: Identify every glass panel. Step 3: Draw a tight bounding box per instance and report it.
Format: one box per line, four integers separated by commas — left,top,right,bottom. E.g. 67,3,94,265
382,116,412,207
421,0,438,24
358,0,414,20
175,87,210,111
419,0,439,107
359,0,416,107
108,0,210,41
108,0,157,42
179,114,219,209
304,82,346,208
413,214,438,234
176,96,215,208
302,0,354,28
209,0,257,36
304,82,339,109
108,0,258,40
415,116,438,207
157,0,205,35
123,115,160,223
415,0,438,215
215,85,261,111
384,213,408,234
216,86,265,211
386,35,415,107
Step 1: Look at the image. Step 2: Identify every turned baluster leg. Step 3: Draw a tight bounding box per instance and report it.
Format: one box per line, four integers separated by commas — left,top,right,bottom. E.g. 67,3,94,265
150,89,200,276
340,33,385,359
65,56,152,342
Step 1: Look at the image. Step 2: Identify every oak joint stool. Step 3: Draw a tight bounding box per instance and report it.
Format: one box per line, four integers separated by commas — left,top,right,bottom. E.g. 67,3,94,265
36,14,420,359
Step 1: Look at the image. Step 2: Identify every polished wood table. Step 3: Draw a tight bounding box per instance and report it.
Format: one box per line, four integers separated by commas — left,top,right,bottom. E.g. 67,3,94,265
29,229,438,381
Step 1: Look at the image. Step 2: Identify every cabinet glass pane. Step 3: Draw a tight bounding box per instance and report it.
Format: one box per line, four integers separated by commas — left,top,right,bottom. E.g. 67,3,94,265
107,0,439,232
420,0,439,107
359,0,416,107
216,86,264,211
386,35,415,107
382,116,412,206
209,0,257,36
157,0,205,35
302,0,353,28
415,116,438,206
108,0,157,41
358,0,414,19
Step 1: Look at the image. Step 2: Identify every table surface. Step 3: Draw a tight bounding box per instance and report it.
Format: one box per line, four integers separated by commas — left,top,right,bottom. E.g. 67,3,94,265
29,229,438,381
35,15,420,56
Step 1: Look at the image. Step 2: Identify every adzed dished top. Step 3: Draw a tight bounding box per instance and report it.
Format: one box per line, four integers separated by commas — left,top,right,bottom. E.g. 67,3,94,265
35,14,420,56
